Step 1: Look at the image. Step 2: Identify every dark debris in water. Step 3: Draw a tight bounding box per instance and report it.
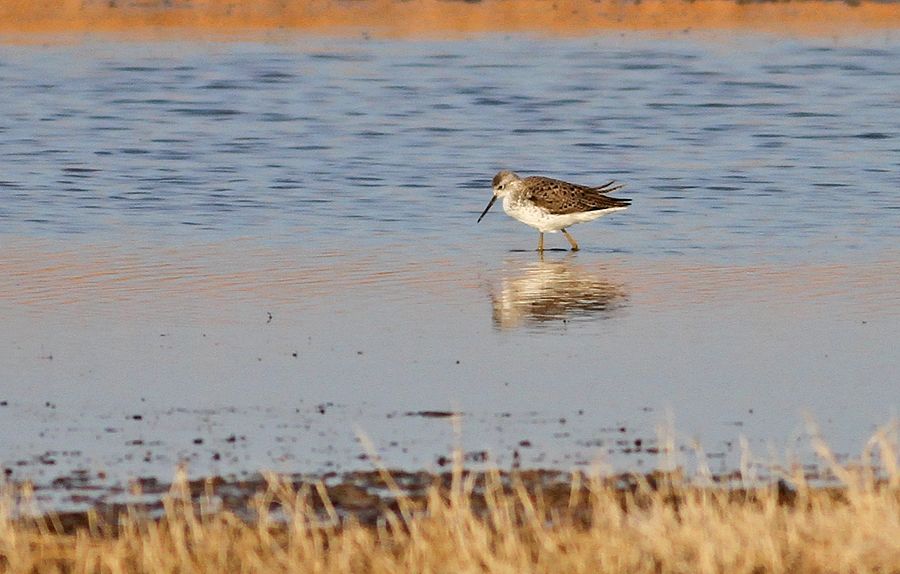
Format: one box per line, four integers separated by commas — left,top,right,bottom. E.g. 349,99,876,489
404,411,461,418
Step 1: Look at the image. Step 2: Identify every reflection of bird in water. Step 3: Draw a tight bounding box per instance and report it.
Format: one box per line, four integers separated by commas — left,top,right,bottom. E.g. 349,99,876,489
490,257,627,330
477,171,630,252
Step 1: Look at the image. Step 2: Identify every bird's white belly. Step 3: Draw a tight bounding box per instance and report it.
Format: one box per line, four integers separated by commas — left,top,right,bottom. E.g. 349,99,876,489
503,198,626,233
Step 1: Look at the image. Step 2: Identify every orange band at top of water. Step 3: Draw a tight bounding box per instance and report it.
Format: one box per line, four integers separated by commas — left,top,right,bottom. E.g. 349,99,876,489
1,0,899,39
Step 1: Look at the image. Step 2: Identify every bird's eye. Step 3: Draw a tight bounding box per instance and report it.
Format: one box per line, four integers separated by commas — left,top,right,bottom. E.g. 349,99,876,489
499,184,505,190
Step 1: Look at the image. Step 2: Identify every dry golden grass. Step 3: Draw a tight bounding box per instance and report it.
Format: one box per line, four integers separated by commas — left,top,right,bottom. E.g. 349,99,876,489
1,0,899,38
1,426,899,573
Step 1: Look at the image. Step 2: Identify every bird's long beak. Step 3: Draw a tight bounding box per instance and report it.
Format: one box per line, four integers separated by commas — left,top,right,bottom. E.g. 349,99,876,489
477,195,498,223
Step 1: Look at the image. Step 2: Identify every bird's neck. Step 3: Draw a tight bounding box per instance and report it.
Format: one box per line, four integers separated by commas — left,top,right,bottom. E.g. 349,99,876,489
505,187,528,205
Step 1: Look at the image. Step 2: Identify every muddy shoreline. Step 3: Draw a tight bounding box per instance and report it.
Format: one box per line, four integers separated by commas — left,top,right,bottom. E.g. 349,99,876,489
4,466,896,573
8,466,860,533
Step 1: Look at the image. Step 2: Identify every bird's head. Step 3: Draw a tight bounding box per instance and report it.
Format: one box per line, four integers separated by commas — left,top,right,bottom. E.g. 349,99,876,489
478,170,521,223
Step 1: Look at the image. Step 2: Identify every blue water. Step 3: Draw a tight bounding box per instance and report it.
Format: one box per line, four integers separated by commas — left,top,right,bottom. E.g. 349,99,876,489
0,33,898,504
2,37,898,257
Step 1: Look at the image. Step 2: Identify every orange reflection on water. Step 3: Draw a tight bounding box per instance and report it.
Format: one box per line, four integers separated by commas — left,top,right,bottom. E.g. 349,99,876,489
0,238,473,320
1,0,898,39
623,258,900,318
1,238,897,323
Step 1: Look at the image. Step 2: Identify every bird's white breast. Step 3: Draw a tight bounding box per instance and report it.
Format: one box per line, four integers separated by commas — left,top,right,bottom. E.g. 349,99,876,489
502,196,626,233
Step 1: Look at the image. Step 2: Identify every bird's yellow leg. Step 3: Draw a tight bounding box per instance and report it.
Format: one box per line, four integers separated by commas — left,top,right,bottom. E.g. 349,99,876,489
537,232,544,252
561,228,579,251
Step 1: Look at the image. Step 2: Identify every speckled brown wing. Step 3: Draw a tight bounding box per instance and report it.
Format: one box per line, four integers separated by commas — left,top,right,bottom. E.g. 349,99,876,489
522,177,630,215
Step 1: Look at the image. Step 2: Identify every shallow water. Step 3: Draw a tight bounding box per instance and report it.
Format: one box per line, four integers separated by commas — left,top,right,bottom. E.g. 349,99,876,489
1,32,898,504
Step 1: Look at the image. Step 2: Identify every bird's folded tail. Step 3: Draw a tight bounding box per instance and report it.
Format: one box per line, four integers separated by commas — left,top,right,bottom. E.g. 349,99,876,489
590,181,630,207
591,180,625,194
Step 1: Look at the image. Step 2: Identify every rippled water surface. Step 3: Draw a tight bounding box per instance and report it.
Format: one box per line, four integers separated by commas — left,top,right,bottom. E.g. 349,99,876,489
1,33,898,503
